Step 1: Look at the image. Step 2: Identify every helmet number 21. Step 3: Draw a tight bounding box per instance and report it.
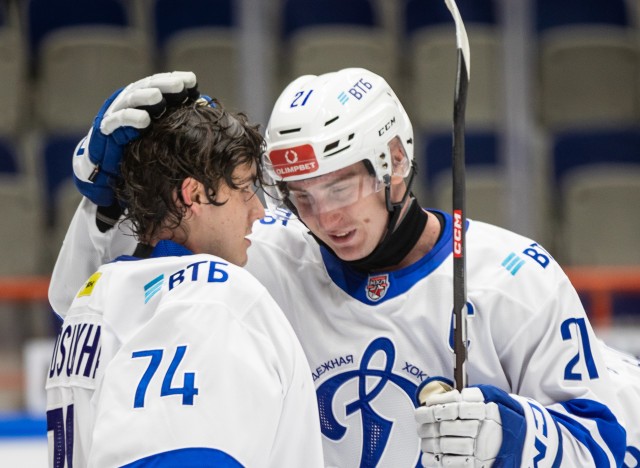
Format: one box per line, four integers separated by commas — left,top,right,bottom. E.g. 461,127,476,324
290,89,314,107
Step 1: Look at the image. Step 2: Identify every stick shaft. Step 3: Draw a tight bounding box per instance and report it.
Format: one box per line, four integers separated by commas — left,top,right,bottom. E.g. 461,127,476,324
452,49,469,391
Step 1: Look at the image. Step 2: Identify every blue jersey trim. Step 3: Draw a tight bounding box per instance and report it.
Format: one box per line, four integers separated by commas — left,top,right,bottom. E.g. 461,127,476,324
551,418,564,468
152,240,193,258
120,447,244,467
113,241,193,263
320,210,459,305
550,399,626,466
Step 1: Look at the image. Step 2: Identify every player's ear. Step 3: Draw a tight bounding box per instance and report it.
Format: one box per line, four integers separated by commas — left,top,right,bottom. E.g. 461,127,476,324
388,136,410,185
180,177,203,208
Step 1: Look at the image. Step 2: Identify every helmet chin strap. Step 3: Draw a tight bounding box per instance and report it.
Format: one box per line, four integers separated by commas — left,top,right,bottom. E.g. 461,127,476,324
310,162,428,272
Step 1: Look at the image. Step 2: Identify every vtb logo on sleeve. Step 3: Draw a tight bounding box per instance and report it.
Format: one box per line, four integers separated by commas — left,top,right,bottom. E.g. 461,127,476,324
269,145,318,178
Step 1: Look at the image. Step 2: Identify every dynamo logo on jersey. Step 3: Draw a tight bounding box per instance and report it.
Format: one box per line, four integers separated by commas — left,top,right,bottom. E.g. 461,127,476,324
316,337,420,467
366,274,390,301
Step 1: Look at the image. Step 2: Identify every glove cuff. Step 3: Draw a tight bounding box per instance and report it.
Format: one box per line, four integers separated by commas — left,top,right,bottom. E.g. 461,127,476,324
73,133,97,183
505,393,562,468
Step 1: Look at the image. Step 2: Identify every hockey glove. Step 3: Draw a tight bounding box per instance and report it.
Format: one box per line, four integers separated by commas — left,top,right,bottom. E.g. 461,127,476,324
72,71,199,207
415,381,562,468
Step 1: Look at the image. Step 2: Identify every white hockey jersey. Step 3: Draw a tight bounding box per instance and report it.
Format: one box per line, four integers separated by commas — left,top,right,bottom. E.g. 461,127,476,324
46,250,324,467
246,210,639,467
49,199,640,467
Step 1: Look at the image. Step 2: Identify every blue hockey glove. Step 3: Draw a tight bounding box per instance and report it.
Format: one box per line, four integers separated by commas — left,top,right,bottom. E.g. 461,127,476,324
72,71,199,207
415,381,562,467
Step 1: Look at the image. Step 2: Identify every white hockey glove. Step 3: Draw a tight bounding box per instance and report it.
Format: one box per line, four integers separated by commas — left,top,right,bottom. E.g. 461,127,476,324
72,71,200,208
415,380,561,468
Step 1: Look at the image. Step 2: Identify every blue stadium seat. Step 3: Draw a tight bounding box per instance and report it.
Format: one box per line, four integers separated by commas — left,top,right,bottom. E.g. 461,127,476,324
153,0,234,50
0,138,17,174
552,128,640,184
282,0,376,38
42,134,83,227
404,0,496,37
420,130,509,227
27,0,128,60
535,0,629,33
422,130,498,186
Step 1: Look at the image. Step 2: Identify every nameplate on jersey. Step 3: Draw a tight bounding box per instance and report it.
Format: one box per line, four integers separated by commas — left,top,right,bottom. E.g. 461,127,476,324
48,318,102,385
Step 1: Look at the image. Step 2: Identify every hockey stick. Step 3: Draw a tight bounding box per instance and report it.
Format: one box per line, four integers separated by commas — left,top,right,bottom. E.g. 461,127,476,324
446,0,471,392
418,0,471,401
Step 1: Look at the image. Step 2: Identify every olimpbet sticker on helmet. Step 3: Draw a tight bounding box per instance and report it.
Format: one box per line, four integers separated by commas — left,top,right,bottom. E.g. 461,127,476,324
269,144,319,178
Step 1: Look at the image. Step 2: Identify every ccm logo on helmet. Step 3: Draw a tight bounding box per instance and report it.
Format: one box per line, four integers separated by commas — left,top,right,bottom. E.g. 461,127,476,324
269,144,319,177
378,117,396,136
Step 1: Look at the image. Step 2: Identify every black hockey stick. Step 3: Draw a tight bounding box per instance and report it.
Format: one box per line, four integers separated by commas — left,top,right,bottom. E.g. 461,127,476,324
446,0,471,392
418,0,471,402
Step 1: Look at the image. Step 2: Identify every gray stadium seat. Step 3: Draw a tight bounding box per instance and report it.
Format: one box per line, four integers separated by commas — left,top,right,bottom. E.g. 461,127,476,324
537,28,640,130
285,26,398,89
152,0,242,111
406,25,502,132
34,27,153,132
0,175,43,276
560,165,640,265
27,0,153,132
161,29,240,111
280,0,398,91
0,25,26,136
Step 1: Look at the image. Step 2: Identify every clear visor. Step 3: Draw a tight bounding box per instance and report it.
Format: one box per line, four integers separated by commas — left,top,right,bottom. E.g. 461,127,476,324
261,135,410,219
288,167,382,216
262,160,383,218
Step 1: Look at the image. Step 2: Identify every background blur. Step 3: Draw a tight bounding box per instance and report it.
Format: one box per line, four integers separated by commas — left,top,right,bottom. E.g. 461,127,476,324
0,0,639,460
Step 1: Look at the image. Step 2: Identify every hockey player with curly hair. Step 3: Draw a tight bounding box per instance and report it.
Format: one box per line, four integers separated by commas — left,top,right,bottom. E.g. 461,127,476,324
45,73,324,467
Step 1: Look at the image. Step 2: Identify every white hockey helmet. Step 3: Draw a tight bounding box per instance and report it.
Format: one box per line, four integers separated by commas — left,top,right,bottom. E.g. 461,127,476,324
262,68,414,212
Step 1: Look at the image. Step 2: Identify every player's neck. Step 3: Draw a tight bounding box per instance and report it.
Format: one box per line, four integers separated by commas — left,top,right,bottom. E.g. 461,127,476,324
390,209,441,271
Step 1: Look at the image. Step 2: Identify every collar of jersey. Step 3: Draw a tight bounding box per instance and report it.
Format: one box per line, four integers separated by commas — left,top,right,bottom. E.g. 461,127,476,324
320,210,464,305
114,240,193,262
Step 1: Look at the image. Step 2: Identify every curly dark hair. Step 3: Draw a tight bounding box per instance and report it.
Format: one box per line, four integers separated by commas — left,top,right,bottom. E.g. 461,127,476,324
116,99,264,244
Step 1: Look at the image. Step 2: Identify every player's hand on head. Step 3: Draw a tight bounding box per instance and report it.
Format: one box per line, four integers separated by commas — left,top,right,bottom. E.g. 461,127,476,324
73,71,200,207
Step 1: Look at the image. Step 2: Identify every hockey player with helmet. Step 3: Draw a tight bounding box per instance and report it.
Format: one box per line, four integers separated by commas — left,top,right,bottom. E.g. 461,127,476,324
45,73,324,467
49,68,640,466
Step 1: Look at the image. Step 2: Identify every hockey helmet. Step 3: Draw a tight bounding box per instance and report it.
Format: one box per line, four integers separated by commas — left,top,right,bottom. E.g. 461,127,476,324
262,68,414,214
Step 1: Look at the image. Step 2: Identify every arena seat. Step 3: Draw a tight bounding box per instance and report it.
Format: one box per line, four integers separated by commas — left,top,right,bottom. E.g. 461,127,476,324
27,0,152,132
534,0,639,129
552,128,640,266
152,0,241,110
280,0,397,91
403,0,501,131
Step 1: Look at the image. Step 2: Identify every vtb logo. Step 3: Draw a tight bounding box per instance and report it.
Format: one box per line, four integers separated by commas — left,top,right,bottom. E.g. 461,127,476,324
316,338,421,467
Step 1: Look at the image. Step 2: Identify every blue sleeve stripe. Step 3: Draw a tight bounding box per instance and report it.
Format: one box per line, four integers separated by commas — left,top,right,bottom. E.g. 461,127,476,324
551,418,563,468
549,399,626,467
120,447,244,467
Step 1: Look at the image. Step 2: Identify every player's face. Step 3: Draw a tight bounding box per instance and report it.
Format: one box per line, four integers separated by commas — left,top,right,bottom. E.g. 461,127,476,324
287,162,389,261
192,162,265,266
